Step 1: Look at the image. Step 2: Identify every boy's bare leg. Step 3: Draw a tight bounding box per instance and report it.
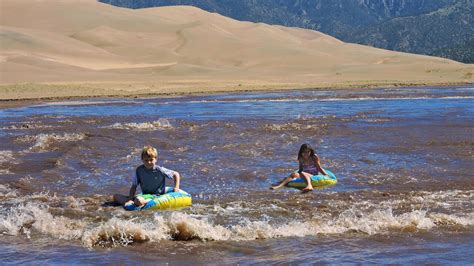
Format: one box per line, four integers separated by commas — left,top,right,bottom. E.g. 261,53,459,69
133,196,151,207
113,194,130,205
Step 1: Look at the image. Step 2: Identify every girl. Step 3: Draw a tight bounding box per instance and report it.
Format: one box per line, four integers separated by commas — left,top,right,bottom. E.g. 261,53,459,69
271,143,327,192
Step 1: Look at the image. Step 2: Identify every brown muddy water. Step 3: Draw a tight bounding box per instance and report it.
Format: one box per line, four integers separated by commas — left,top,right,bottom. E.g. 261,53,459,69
0,87,473,264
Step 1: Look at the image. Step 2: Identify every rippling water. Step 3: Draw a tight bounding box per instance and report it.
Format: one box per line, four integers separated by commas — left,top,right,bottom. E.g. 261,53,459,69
0,87,473,264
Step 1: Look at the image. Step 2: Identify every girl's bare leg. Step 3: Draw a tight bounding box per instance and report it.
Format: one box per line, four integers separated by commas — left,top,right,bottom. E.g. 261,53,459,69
270,173,299,190
300,172,314,192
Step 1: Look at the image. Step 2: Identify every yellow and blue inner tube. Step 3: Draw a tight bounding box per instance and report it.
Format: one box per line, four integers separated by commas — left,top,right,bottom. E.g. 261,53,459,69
287,169,337,189
124,187,192,211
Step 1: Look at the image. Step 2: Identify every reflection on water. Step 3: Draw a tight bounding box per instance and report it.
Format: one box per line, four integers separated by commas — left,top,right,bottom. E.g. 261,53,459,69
0,86,473,263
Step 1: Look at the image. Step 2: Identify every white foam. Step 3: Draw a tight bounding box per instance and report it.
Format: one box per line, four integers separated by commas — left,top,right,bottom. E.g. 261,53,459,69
160,95,474,105
31,205,85,240
163,212,232,241
320,96,474,102
0,169,13,175
82,217,167,247
431,213,474,226
0,151,15,174
0,201,85,239
0,203,36,238
1,123,54,130
0,150,14,164
157,209,474,241
16,133,86,151
262,122,317,131
328,208,434,234
410,190,474,209
0,185,18,198
104,119,172,130
1,194,473,247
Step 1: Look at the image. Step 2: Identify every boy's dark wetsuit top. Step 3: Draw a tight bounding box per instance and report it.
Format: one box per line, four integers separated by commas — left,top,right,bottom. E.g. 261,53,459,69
132,165,175,195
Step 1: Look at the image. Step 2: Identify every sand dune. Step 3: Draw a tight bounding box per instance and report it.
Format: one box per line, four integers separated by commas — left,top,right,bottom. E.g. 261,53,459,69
0,0,472,99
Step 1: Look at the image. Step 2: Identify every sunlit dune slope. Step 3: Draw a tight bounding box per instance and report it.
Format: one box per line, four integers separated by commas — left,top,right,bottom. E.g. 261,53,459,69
0,0,472,87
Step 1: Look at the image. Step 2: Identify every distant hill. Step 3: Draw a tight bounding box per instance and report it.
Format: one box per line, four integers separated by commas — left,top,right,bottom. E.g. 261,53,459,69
100,0,474,63
350,0,474,61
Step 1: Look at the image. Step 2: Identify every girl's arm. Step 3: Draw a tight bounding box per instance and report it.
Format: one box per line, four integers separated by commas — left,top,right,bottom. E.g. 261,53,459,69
298,160,303,173
173,171,181,192
314,155,328,175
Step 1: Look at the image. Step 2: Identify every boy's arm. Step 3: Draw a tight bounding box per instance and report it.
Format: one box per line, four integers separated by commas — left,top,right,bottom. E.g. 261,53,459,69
128,184,137,200
173,171,181,192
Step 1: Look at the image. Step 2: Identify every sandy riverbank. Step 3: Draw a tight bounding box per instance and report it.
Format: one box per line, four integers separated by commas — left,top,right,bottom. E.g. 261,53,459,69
1,80,472,109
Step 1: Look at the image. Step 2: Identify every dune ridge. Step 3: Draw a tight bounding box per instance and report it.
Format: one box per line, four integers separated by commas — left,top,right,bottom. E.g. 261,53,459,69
0,0,472,100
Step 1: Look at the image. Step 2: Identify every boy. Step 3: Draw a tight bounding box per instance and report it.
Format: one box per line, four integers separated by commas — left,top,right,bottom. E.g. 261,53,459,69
113,145,181,207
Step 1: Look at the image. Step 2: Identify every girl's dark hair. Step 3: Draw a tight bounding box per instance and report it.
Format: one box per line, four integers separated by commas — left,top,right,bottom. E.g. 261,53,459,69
297,143,316,160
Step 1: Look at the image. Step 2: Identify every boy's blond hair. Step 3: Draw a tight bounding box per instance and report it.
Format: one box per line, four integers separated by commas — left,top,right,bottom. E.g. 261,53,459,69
141,145,157,159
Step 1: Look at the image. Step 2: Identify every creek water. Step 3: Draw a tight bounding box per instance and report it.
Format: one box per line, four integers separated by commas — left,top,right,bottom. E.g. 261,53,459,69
0,86,473,264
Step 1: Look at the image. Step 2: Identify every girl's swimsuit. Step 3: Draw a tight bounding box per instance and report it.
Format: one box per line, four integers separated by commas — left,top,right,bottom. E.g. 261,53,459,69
301,161,319,175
